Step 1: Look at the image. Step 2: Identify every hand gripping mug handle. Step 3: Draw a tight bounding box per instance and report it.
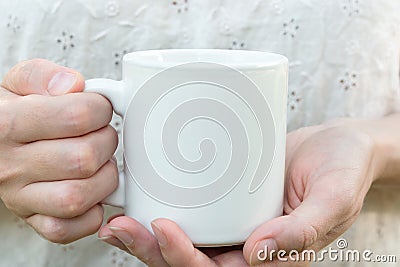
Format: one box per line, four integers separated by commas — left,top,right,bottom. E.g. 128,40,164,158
84,78,128,208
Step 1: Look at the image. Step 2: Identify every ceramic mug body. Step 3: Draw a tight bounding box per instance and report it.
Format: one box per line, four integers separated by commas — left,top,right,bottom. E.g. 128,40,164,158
85,49,288,246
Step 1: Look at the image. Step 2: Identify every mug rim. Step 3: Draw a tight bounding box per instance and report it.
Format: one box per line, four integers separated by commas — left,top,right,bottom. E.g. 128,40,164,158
123,49,288,70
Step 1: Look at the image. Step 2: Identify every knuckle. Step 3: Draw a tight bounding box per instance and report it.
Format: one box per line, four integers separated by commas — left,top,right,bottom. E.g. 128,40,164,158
16,59,47,86
70,142,99,178
78,143,99,177
301,223,318,250
64,94,112,133
289,214,319,251
56,182,87,217
65,101,92,133
40,217,69,244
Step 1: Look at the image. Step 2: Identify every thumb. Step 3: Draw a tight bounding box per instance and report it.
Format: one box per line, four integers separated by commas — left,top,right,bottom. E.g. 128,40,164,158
1,58,84,96
243,195,339,266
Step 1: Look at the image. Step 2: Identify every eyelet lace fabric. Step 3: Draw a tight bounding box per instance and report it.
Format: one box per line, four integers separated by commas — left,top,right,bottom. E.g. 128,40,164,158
0,1,399,266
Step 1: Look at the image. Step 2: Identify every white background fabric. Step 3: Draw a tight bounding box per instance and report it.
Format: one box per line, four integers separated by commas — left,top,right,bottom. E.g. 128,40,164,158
0,0,399,266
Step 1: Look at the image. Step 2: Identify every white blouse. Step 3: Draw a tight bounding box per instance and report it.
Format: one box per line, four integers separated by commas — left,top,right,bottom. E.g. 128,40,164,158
0,0,399,266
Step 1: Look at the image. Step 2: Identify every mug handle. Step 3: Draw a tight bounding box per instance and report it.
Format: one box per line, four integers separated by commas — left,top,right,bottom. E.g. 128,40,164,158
84,78,128,208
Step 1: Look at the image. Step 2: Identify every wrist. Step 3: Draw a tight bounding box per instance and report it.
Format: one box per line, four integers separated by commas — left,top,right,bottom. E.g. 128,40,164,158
362,116,400,183
323,117,396,183
355,120,390,183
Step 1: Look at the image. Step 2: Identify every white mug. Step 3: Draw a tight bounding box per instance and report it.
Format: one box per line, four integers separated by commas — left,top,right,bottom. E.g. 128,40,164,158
85,49,288,246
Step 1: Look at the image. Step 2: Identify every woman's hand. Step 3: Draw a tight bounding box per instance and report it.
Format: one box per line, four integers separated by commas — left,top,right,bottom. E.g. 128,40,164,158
99,118,385,266
243,120,380,266
0,59,119,244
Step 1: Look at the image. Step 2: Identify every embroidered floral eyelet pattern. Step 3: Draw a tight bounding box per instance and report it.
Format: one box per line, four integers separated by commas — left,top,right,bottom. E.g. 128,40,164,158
287,62,308,115
109,249,131,267
111,115,123,134
114,49,129,67
339,71,357,91
287,90,302,111
282,18,300,38
105,1,120,17
341,0,360,17
60,244,75,252
229,40,245,50
13,216,28,229
56,31,75,51
172,0,188,13
6,15,21,33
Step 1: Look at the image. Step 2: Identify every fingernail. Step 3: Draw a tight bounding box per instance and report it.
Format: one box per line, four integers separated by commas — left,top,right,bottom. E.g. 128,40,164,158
108,226,134,246
249,239,278,266
98,235,126,250
97,235,113,241
151,221,168,247
47,71,77,95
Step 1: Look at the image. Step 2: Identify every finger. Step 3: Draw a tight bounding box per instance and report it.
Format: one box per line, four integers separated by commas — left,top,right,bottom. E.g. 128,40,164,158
243,192,349,266
6,92,113,143
106,213,125,224
1,58,84,96
26,204,104,244
212,250,249,266
15,160,118,218
16,125,117,182
98,236,128,252
200,245,243,258
98,216,169,267
151,218,216,267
